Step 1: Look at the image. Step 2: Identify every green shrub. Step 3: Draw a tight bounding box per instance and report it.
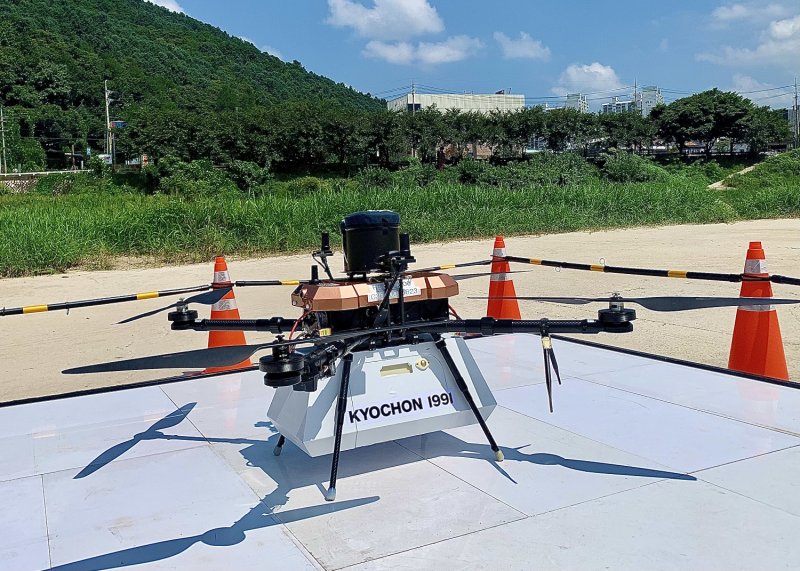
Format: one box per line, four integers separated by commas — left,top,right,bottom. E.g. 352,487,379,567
456,159,489,184
687,160,725,182
395,159,438,187
158,159,238,196
32,173,76,195
602,151,669,183
727,150,800,191
87,156,111,177
356,166,393,188
286,176,328,193
226,160,273,194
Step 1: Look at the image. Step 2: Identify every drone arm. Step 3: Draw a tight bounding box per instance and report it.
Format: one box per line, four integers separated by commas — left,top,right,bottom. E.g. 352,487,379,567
426,317,631,336
171,316,296,333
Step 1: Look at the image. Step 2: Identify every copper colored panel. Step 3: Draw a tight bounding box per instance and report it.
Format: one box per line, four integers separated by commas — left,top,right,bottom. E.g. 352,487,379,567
292,283,361,312
421,273,459,299
291,272,460,312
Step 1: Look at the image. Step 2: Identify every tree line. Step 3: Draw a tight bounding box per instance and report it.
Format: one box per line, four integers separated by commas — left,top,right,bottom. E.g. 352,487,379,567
3,88,791,173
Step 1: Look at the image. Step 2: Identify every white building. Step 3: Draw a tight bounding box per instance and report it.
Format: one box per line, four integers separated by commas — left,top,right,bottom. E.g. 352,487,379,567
601,96,637,114
565,93,589,113
386,93,525,114
637,86,664,117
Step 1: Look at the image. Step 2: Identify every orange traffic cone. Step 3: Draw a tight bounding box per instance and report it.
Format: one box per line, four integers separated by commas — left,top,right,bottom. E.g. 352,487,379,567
486,236,521,319
204,256,252,374
728,241,789,380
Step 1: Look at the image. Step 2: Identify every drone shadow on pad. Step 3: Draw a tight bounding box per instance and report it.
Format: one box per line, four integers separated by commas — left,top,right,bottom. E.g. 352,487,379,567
56,403,694,570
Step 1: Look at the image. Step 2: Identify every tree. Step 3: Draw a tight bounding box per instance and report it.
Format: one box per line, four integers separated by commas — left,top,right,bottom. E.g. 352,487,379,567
654,89,752,156
599,111,654,151
542,108,596,152
741,107,790,154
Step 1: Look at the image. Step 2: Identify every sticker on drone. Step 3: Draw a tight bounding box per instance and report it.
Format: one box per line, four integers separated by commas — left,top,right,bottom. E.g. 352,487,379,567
367,279,420,303
347,392,455,424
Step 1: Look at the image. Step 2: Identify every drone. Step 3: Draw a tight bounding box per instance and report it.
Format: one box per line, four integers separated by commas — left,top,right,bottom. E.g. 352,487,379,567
6,210,800,501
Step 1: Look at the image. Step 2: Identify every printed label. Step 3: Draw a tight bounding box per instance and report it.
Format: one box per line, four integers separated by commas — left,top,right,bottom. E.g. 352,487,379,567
367,279,421,302
348,392,454,424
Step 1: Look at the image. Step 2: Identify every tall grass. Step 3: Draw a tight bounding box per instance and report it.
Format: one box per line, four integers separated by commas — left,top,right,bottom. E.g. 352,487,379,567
0,175,750,277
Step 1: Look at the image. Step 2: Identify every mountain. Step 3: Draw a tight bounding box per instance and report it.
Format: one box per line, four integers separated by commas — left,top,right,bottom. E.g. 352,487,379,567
0,0,383,166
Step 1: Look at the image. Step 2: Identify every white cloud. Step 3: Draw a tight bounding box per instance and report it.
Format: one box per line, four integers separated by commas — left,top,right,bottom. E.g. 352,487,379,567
710,2,787,25
145,0,184,13
327,0,443,41
768,13,800,38
698,12,800,67
552,62,624,96
363,41,416,64
364,35,482,65
730,73,793,106
493,32,550,61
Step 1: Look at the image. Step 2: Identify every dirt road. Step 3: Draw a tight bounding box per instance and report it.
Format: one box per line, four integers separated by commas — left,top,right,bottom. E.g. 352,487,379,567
2,218,799,402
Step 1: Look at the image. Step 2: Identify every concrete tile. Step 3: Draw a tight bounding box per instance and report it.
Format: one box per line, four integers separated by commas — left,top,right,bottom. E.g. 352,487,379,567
44,446,318,570
697,445,800,517
397,406,696,516
0,475,50,571
496,378,800,473
347,479,800,571
211,436,525,569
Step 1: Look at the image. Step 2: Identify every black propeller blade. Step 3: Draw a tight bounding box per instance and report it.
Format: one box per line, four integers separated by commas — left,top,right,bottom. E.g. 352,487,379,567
540,336,562,413
64,321,451,374
118,287,232,324
474,296,800,312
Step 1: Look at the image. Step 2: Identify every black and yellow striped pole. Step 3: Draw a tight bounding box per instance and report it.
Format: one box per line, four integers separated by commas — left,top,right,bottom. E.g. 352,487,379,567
0,285,211,316
503,255,800,286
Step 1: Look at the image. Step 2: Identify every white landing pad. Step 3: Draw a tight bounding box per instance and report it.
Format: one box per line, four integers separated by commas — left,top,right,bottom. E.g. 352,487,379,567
1,335,799,570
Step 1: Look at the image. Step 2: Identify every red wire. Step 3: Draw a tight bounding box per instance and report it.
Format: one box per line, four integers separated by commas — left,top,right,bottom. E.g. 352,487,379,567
288,310,309,340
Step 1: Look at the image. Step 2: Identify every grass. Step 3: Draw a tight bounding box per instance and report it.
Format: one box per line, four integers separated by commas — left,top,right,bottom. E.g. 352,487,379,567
0,154,797,277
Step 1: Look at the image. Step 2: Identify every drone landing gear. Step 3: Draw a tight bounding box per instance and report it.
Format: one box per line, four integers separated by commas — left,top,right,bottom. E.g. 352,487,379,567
272,435,286,456
326,353,354,501
434,337,504,462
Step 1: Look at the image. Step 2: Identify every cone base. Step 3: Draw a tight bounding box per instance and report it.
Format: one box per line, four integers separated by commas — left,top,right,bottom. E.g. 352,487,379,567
728,309,789,380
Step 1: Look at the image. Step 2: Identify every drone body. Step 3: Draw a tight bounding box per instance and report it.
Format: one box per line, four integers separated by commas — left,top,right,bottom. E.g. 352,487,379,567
267,336,495,457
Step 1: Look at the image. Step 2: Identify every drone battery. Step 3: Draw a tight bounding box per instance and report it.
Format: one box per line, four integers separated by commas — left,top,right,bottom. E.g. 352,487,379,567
340,210,400,274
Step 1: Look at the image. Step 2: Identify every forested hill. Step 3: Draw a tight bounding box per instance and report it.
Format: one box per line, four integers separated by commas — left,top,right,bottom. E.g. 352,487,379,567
0,0,382,166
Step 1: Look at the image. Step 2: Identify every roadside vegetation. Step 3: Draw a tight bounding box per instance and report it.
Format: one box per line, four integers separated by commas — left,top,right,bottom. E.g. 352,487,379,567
2,151,798,277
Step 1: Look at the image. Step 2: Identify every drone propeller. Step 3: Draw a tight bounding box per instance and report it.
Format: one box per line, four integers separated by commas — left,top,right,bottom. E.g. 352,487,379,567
473,295,800,312
117,287,233,324
62,323,416,374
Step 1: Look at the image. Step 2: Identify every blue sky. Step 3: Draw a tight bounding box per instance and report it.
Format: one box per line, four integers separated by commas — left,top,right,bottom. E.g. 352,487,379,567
149,0,800,109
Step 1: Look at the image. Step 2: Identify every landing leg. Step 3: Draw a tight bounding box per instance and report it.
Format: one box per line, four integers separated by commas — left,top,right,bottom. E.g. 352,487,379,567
273,435,286,456
434,337,504,462
326,353,354,501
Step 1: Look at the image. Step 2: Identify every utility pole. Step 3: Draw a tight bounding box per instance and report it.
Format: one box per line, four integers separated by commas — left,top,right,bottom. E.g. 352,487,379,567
0,107,7,174
794,77,799,150
104,80,112,155
411,80,416,158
